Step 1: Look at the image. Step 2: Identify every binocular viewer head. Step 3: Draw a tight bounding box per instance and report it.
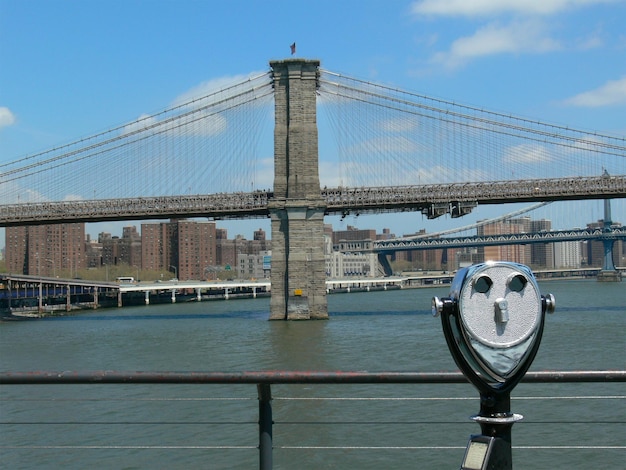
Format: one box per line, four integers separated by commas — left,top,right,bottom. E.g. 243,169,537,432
433,261,555,393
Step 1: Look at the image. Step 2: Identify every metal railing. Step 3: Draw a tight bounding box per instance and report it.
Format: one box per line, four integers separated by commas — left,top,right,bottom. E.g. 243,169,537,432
1,370,625,469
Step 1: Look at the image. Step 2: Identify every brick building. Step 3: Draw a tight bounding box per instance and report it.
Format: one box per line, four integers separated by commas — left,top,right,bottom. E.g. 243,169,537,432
5,223,85,277
216,228,271,271
478,218,531,265
141,219,217,280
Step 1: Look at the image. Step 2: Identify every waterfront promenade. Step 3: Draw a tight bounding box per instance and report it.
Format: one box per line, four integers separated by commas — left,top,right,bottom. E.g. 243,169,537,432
2,267,621,318
1,274,411,316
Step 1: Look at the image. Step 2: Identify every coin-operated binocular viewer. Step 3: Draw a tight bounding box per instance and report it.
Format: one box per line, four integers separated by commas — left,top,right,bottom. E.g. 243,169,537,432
432,262,555,470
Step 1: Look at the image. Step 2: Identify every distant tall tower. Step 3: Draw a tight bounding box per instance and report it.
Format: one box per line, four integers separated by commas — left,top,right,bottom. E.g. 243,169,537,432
268,59,328,319
597,197,622,281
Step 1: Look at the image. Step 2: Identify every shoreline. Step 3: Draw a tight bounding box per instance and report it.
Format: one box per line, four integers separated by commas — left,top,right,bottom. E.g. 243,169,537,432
2,274,619,321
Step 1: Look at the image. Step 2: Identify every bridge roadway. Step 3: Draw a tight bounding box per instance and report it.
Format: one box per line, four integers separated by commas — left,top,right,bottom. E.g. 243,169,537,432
1,275,409,313
119,277,408,303
1,175,625,226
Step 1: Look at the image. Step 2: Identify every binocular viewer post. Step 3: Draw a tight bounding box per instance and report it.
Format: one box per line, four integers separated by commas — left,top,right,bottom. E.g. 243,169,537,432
432,261,555,469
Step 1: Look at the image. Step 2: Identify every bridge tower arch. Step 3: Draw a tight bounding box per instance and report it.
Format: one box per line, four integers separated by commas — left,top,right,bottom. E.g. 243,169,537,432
597,198,622,281
268,59,328,319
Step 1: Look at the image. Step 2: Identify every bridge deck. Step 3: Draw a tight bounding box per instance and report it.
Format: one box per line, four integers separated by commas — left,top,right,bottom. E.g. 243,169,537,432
1,175,624,226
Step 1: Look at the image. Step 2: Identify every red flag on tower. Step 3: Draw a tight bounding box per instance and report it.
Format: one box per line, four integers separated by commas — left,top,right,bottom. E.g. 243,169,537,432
290,42,296,55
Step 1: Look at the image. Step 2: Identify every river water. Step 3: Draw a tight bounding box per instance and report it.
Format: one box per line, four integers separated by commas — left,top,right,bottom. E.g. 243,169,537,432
1,279,624,469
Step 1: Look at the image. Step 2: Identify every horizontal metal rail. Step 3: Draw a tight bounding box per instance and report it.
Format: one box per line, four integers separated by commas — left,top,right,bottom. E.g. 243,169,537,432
2,370,625,384
2,370,624,470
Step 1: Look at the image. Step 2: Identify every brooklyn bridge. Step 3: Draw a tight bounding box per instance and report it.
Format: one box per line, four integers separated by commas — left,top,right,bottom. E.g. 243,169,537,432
1,59,625,319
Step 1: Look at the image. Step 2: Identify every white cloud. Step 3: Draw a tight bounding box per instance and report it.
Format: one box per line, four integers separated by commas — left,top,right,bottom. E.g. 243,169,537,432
381,118,418,133
254,157,274,189
432,20,560,69
63,194,84,201
503,144,552,164
411,0,618,17
121,72,269,139
319,160,346,187
123,110,228,138
122,113,159,135
563,76,626,107
171,71,269,108
412,0,618,70
349,136,420,156
400,165,488,184
0,107,16,129
577,34,604,50
1,186,49,204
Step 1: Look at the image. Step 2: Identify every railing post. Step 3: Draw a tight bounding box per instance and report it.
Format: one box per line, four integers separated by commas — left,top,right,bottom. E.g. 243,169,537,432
257,383,273,470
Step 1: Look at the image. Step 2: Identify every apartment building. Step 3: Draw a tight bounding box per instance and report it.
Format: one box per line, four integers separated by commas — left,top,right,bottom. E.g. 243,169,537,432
5,223,85,277
141,219,217,280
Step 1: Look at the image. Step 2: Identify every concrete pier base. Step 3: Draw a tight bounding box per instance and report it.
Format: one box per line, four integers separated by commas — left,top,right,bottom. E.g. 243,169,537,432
269,203,327,320
597,270,622,282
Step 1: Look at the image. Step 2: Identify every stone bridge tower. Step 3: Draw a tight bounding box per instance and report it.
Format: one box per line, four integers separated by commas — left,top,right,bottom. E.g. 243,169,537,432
268,59,328,319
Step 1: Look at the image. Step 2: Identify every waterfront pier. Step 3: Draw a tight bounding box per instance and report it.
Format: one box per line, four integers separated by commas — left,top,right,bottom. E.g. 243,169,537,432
0,274,120,316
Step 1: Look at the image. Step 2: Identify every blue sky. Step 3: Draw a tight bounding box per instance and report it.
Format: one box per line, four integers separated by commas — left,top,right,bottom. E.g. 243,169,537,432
1,0,625,244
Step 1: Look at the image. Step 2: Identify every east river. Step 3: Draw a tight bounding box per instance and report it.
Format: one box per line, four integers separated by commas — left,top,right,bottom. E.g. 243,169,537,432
1,279,624,469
